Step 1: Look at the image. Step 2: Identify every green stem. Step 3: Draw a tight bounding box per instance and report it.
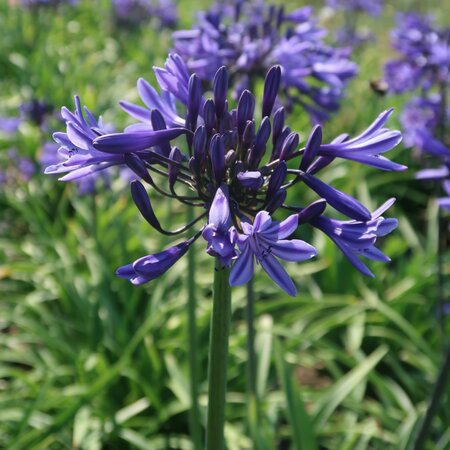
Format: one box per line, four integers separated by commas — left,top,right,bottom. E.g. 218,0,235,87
205,260,231,450
186,207,202,450
411,345,450,450
246,278,259,441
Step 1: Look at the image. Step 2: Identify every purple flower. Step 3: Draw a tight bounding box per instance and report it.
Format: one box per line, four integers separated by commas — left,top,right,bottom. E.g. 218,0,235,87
326,0,382,16
172,1,357,123
400,96,443,148
48,58,402,292
384,13,450,94
311,199,398,277
315,109,405,171
202,185,236,266
44,96,124,182
0,117,21,133
117,239,194,285
18,0,78,7
229,212,316,295
112,0,177,29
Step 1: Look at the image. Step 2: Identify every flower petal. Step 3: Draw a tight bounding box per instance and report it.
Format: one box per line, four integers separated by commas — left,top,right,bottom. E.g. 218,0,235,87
259,254,297,296
229,245,254,286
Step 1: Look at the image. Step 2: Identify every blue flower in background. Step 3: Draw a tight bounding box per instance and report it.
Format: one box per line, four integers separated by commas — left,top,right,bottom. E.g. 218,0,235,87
112,0,177,28
383,13,449,94
173,0,357,124
326,0,383,46
384,12,449,211
47,54,403,294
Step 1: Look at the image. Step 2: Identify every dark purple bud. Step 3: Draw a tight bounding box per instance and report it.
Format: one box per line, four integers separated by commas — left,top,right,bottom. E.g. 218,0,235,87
250,117,271,167
117,239,194,284
210,134,225,184
307,156,335,175
130,180,161,231
225,149,236,166
213,66,228,118
93,128,186,153
151,109,167,130
297,199,327,223
262,66,281,118
266,189,286,214
237,170,264,189
193,126,207,163
124,153,153,184
237,90,255,136
279,132,299,161
187,74,202,131
151,109,171,156
242,120,255,149
203,99,216,132
272,127,290,161
267,161,287,197
221,130,234,149
300,125,322,171
220,109,232,133
272,107,285,145
299,172,371,221
168,147,182,188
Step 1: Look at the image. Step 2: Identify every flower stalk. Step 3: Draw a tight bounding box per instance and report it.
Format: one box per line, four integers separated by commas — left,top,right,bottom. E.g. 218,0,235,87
205,260,231,450
246,278,260,440
186,206,203,450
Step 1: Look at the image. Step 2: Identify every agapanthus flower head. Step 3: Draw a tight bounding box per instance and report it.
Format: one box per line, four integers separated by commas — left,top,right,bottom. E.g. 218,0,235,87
112,0,177,28
326,0,383,16
384,13,450,93
0,98,53,133
16,0,78,7
47,54,404,295
19,99,53,127
172,0,357,124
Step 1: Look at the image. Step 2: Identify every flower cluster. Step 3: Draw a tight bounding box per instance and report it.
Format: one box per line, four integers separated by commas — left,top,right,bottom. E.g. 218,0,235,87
46,54,404,294
326,0,383,17
383,13,449,94
384,13,449,209
172,1,357,124
326,0,383,47
43,96,134,194
15,0,78,7
0,99,53,133
112,0,177,29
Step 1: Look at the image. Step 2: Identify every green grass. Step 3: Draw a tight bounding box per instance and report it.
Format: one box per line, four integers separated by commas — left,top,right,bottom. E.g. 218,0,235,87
0,1,449,449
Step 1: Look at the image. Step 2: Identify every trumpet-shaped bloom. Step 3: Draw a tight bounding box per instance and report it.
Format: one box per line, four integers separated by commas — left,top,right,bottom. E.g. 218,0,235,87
230,212,317,295
311,199,398,277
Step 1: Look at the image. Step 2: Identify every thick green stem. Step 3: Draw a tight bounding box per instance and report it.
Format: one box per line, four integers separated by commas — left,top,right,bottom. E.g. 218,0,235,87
205,261,231,450
246,278,260,442
186,207,202,450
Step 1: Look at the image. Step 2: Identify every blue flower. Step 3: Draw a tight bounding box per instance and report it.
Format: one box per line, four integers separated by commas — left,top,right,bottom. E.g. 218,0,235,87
48,58,402,292
117,239,195,285
229,211,316,295
112,0,177,28
173,1,357,123
311,199,398,277
384,13,449,94
202,185,236,266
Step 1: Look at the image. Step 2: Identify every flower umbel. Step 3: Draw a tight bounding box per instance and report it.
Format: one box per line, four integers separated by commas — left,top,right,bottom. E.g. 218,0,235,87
173,1,357,123
47,55,404,295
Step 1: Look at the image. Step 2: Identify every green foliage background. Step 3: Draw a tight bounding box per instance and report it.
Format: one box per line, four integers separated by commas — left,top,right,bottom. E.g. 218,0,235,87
0,1,449,449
